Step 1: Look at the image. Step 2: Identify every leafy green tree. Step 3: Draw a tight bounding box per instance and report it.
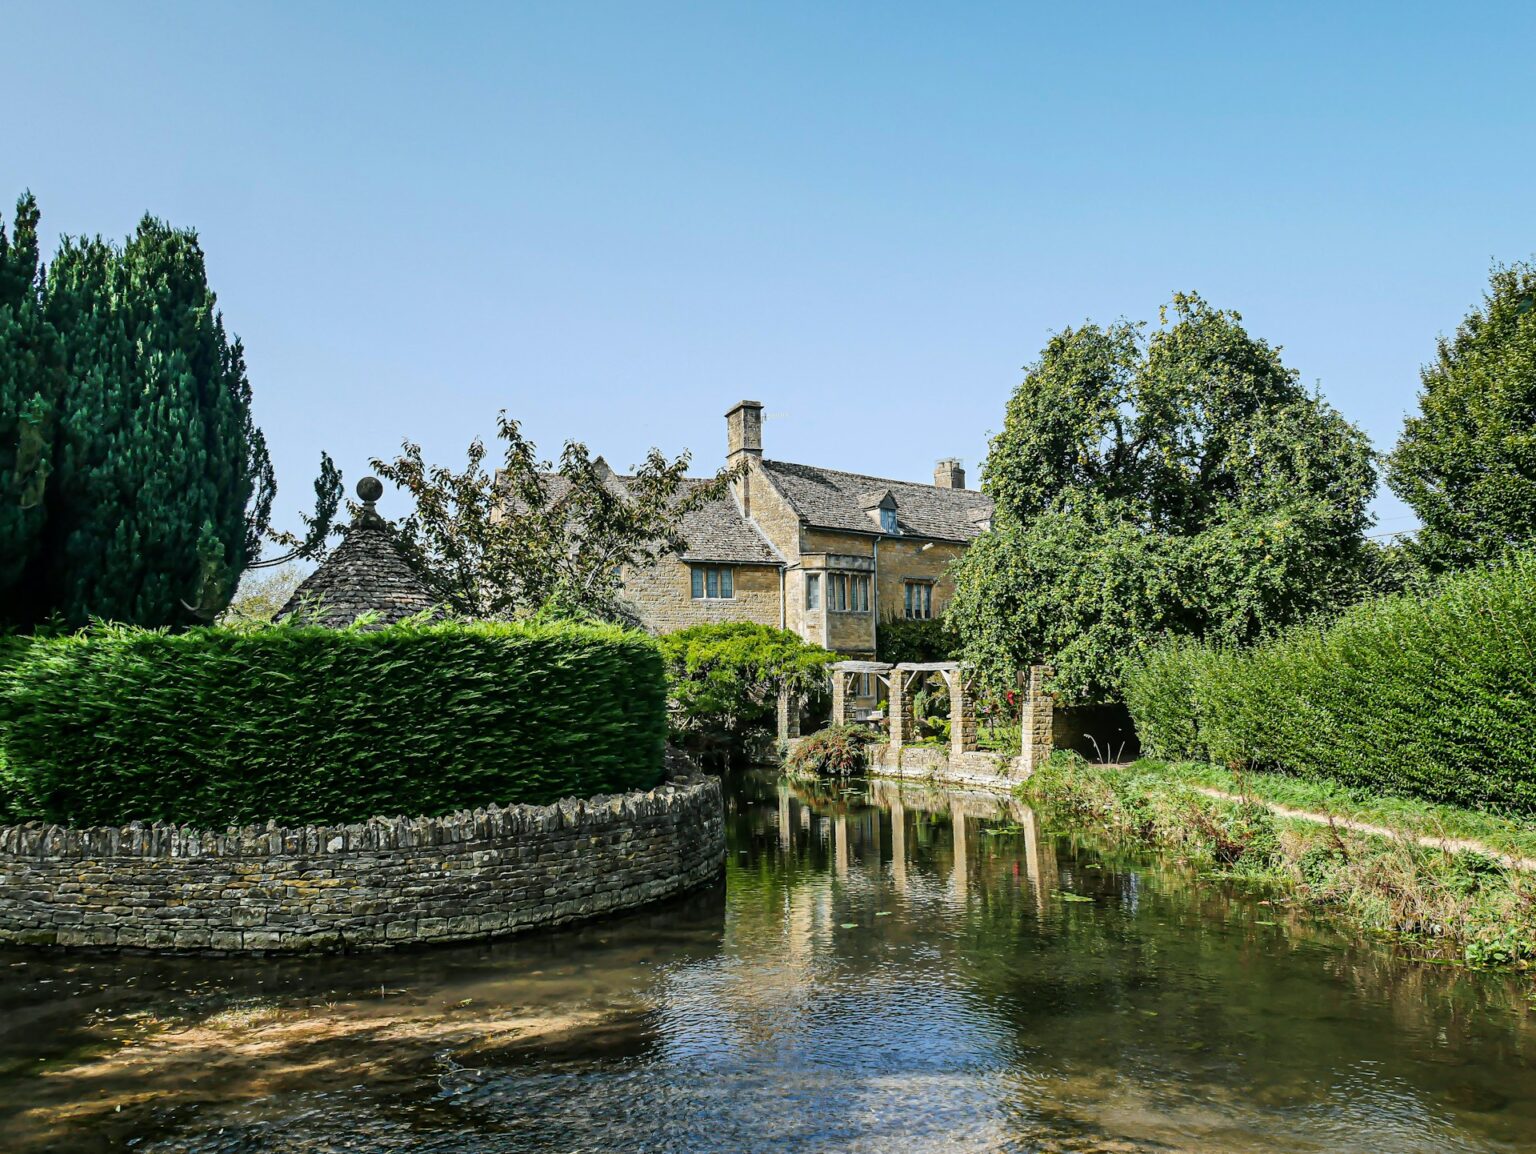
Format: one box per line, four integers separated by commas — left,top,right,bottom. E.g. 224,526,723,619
658,622,835,765
1388,261,1536,573
372,413,734,622
950,292,1377,702
220,564,309,627
0,194,340,629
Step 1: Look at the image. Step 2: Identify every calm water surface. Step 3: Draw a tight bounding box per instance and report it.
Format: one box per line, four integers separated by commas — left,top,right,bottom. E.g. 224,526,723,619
2,772,1535,1152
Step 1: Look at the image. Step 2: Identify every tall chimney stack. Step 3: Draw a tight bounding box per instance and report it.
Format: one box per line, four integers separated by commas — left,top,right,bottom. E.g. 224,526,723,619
725,400,763,464
726,400,764,515
934,458,965,489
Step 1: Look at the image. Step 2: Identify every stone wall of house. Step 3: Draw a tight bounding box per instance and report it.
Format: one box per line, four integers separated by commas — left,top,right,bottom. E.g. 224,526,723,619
873,536,966,623
0,779,725,953
623,557,781,633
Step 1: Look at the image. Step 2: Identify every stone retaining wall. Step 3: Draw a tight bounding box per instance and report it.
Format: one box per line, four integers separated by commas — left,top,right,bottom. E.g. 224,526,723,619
0,778,725,952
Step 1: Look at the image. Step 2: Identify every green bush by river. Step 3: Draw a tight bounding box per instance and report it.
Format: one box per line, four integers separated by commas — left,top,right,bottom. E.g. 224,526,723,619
1123,553,1536,816
0,620,667,828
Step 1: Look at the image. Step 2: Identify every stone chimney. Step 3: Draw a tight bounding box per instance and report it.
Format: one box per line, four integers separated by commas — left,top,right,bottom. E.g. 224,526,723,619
726,400,764,516
934,458,965,489
726,400,763,464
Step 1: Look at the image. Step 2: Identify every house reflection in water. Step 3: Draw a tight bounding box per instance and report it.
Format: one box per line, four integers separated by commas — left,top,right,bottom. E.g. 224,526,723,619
752,773,1059,922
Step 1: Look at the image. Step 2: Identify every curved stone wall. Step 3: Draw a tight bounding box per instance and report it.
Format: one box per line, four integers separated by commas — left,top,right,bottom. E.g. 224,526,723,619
0,778,725,952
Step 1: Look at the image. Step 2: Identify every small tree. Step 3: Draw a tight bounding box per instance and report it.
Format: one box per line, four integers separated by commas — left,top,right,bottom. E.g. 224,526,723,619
372,412,734,622
1388,261,1536,573
658,623,835,766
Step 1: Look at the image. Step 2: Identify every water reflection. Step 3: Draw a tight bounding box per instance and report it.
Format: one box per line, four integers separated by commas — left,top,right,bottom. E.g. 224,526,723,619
2,773,1534,1153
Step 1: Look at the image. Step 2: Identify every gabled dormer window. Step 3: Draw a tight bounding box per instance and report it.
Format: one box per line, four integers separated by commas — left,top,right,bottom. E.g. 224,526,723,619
862,489,899,535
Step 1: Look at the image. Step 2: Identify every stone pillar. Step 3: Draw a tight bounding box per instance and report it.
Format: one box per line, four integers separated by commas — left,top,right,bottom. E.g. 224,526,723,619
947,669,977,757
830,671,850,726
888,670,913,753
776,684,801,743
1021,664,1055,775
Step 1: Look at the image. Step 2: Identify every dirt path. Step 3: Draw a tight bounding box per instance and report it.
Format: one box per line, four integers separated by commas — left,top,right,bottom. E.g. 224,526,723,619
1190,786,1536,872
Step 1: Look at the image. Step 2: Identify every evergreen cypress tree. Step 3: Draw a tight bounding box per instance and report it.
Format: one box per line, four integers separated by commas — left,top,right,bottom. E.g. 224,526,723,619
0,193,60,614
40,217,273,626
0,192,338,630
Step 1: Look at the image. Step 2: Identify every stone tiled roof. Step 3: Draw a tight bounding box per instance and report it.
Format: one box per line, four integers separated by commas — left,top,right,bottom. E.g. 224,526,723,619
758,460,994,542
671,480,783,565
278,521,440,628
525,470,782,567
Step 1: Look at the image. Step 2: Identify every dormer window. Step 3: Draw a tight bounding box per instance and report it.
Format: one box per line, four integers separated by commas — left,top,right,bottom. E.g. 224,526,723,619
861,489,899,535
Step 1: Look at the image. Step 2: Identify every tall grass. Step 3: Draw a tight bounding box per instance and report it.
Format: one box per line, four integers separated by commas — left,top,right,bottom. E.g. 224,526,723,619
1123,554,1536,815
0,619,668,827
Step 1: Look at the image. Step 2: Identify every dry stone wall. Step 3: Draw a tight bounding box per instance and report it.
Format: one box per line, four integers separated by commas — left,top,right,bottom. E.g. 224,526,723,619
0,778,725,953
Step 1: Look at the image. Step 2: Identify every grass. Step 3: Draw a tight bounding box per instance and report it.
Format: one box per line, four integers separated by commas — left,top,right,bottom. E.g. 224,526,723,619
1172,761,1536,864
1023,754,1536,970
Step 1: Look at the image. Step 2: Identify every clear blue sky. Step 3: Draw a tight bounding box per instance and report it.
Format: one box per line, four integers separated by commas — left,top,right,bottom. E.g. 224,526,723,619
7,2,1534,540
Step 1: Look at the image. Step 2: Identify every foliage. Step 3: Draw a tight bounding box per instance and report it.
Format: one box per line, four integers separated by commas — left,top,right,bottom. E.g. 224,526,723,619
0,193,60,608
219,564,310,626
1025,755,1536,969
1122,552,1536,816
949,292,1378,702
0,619,667,827
875,615,958,665
371,413,735,623
783,725,879,778
0,192,341,631
1388,261,1536,574
658,623,834,765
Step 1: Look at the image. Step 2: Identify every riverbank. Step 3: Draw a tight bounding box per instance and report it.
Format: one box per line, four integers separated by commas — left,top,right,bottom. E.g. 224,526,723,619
1022,755,1536,970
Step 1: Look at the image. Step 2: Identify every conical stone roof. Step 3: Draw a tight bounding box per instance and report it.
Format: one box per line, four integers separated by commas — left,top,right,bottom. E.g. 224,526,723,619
278,478,440,628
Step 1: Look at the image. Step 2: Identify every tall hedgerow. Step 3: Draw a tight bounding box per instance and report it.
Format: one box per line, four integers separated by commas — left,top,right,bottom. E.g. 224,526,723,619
1122,554,1536,815
0,620,668,827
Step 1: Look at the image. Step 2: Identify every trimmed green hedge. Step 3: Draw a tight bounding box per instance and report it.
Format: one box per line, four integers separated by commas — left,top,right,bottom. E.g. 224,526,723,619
1122,554,1536,815
0,620,667,827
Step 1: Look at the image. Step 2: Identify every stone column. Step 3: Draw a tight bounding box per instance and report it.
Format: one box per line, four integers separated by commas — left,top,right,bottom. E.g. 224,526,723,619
888,670,913,754
1021,664,1055,775
830,670,850,727
776,684,801,743
947,669,977,757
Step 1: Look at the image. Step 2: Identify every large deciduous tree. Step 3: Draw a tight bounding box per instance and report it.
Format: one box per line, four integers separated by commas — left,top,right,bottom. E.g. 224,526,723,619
0,193,341,629
1388,261,1536,574
949,292,1378,702
372,412,733,622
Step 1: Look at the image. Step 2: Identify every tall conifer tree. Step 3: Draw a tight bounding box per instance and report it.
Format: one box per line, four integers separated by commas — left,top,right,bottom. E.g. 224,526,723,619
1,194,339,629
0,193,60,612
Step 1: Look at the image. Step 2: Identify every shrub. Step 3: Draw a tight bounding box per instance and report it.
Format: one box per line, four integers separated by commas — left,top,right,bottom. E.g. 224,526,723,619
784,725,879,777
0,619,667,827
659,623,834,767
875,616,958,665
1121,553,1536,815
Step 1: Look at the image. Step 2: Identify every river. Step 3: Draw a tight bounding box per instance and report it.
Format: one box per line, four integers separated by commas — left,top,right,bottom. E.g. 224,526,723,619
2,771,1533,1152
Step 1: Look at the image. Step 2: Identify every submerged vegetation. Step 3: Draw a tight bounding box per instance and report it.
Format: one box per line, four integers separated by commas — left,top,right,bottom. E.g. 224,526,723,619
1023,755,1536,969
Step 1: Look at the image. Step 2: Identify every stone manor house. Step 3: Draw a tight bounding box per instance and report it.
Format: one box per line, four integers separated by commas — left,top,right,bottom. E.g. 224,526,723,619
621,400,993,664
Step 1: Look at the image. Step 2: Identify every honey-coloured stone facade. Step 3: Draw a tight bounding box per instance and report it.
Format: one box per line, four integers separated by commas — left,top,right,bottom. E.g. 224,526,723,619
621,400,994,660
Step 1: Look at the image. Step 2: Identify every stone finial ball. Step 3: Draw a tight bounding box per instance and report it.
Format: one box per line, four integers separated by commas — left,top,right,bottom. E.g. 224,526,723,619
357,476,384,503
